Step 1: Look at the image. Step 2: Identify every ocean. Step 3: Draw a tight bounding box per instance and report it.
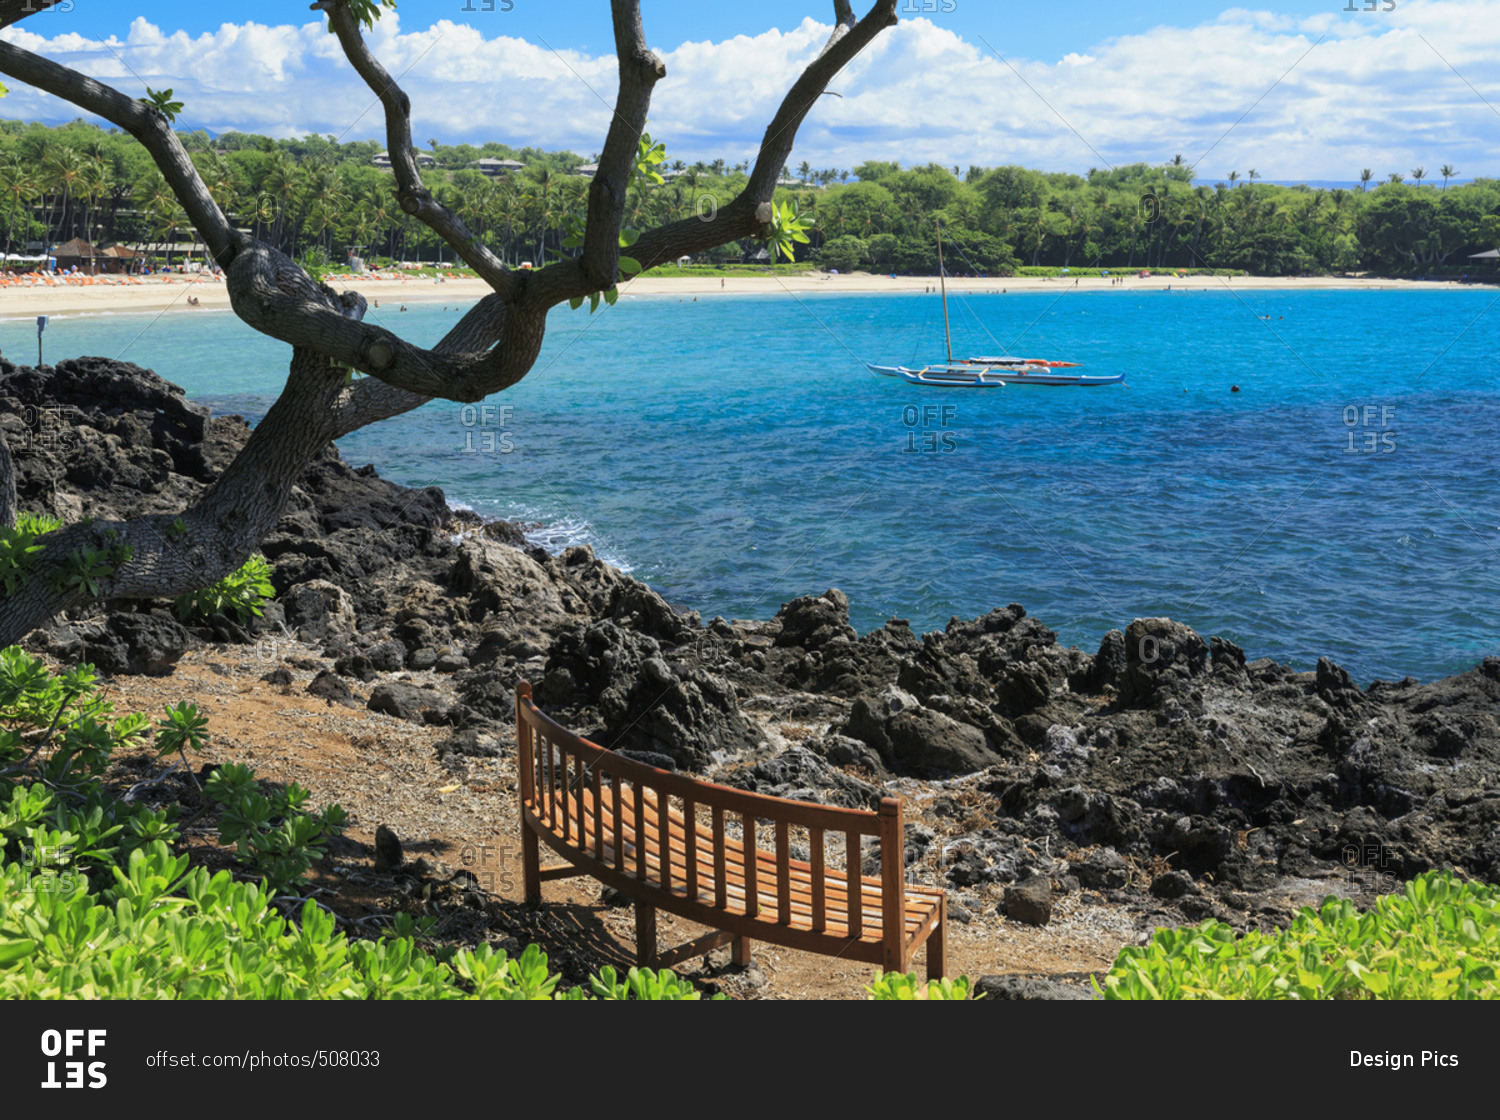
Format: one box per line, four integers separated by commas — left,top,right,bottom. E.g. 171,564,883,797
10,285,1498,684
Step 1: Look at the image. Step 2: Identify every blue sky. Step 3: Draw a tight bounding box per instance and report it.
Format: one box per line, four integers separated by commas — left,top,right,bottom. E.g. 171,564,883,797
1,0,1494,180
44,1,1359,64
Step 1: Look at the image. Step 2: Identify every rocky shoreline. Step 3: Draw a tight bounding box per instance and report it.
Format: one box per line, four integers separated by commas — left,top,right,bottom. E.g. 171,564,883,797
5,356,1500,997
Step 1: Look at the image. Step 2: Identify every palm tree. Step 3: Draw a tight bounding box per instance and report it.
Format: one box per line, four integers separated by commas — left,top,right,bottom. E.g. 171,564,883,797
524,166,556,263
44,146,86,244
0,157,37,257
1411,166,1426,188
1359,168,1373,192
260,151,301,251
797,160,811,182
1388,172,1403,184
1439,164,1455,190
1228,171,1240,188
1247,168,1260,186
77,156,110,264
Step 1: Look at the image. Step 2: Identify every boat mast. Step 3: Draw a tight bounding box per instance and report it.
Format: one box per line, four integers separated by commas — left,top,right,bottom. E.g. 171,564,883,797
937,219,953,364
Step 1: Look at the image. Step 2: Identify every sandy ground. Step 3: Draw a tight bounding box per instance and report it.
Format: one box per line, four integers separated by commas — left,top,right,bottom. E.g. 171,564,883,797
0,268,1480,322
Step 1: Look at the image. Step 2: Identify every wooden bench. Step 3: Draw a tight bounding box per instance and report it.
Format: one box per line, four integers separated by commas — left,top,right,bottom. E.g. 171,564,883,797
515,681,947,978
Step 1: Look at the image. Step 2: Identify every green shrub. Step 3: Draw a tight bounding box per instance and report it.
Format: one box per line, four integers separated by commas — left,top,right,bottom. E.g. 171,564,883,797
0,512,63,596
866,972,978,1000
0,647,720,999
173,554,275,623
1099,871,1500,999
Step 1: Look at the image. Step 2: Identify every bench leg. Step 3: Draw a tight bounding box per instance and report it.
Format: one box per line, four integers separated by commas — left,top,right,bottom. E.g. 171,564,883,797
521,825,541,907
635,901,657,967
732,935,752,968
927,902,947,982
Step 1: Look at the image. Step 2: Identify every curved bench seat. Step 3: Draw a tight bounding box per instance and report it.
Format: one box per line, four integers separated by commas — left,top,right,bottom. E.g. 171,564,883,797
516,682,946,978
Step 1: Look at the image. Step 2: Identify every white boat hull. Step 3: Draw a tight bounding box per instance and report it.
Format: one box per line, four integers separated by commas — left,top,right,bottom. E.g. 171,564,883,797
866,362,1124,387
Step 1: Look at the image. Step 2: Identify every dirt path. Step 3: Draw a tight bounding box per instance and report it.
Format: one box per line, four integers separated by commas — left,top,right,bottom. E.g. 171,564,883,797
100,643,1141,999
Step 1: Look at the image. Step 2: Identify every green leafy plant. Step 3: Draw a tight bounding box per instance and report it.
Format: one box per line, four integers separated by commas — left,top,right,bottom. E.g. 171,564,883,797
0,649,732,999
1099,871,1500,1000
154,701,208,763
14,512,63,537
143,87,184,122
0,512,67,596
866,971,979,1000
589,964,715,1000
203,762,348,893
339,0,398,32
47,546,118,597
763,198,813,263
173,554,275,623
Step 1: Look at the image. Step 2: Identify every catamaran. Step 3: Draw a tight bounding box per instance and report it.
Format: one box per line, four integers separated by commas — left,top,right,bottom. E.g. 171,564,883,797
867,223,1124,388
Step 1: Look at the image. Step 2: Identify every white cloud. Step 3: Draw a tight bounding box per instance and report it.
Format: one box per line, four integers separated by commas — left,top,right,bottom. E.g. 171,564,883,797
0,2,1495,179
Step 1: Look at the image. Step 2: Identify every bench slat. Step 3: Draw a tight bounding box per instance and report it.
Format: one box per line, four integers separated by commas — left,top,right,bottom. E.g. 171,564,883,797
776,820,791,926
847,833,862,936
743,811,758,920
684,796,698,904
810,828,826,934
547,783,941,936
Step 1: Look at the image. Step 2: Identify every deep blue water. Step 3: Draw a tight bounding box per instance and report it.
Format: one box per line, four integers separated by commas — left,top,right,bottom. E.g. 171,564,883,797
8,285,1498,684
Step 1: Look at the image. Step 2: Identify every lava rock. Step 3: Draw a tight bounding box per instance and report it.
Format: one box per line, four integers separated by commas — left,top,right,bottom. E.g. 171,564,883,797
282,579,358,643
368,681,462,725
975,975,1093,1000
307,669,358,707
435,729,503,760
374,825,404,871
1149,870,1197,900
1003,875,1053,926
773,589,858,649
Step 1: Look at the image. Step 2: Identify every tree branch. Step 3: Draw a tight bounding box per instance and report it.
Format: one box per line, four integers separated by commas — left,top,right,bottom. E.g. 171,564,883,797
322,1,520,300
0,1,65,31
579,0,665,289
628,0,897,270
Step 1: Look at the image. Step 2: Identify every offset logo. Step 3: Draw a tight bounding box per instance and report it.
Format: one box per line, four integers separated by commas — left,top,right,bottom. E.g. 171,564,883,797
40,1029,107,1089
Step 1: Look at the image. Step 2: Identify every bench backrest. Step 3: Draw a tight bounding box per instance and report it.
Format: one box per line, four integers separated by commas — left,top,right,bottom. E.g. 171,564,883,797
516,681,907,942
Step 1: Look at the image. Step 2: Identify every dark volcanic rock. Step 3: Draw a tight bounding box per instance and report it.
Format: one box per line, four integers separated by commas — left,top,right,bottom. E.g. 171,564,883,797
773,589,857,649
1003,875,1054,926
1119,617,1210,707
720,746,881,810
105,610,191,676
598,656,762,772
842,685,995,777
374,825,404,871
307,669,357,707
282,580,358,643
435,729,504,760
1150,870,1198,900
975,975,1094,1001
365,640,408,673
368,681,464,726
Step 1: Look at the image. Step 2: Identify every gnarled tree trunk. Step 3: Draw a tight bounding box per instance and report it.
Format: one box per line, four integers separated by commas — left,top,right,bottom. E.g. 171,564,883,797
0,0,899,647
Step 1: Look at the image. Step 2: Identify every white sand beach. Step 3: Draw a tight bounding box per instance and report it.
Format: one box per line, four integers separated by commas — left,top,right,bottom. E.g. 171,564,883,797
0,268,1478,322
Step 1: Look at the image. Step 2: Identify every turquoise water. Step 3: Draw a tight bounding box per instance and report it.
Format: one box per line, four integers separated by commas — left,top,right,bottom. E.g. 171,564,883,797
9,286,1498,683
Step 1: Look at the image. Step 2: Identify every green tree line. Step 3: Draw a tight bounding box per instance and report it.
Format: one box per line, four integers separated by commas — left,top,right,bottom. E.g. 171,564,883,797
2,118,1496,276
